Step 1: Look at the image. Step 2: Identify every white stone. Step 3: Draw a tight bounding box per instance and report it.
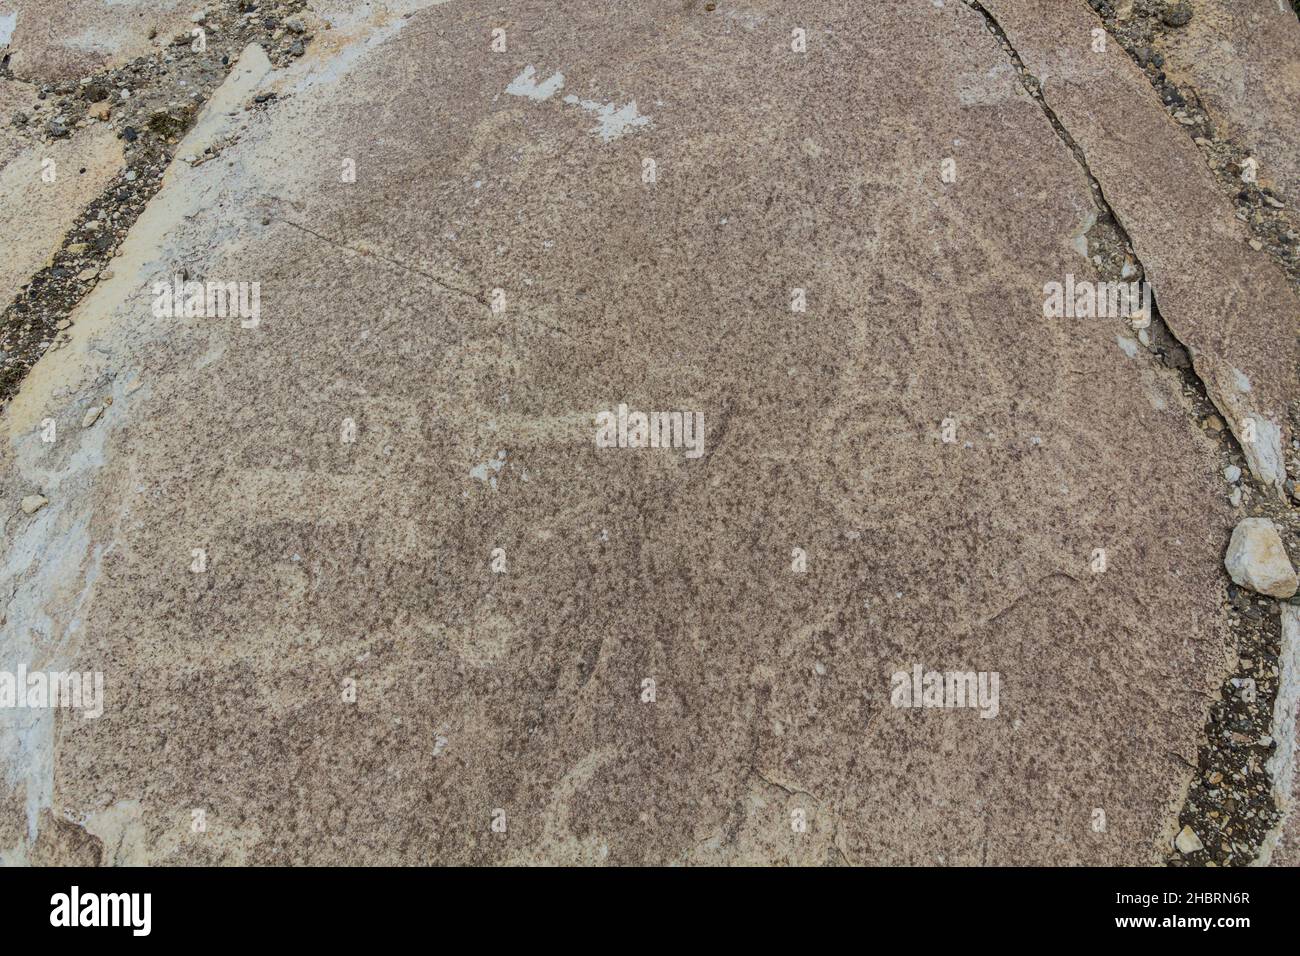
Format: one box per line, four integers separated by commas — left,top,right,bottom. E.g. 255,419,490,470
1175,825,1203,854
1225,518,1298,598
20,495,48,515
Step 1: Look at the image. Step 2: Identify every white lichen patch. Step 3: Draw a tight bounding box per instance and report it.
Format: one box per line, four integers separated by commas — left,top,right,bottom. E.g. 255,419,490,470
506,65,565,101
470,449,508,490
562,95,650,141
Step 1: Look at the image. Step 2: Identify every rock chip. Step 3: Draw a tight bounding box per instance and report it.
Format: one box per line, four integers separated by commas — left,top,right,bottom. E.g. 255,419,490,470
20,495,49,515
1175,825,1203,854
1161,2,1193,28
1224,517,1298,598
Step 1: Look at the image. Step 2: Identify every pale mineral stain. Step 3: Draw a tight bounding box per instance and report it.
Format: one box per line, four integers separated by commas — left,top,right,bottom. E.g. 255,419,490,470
506,65,565,101
562,95,650,141
470,449,508,490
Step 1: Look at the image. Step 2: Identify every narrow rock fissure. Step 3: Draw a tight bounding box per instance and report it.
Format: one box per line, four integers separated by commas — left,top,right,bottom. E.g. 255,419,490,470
1080,1,1300,867
962,0,1283,866
1082,0,1300,298
961,3,1205,413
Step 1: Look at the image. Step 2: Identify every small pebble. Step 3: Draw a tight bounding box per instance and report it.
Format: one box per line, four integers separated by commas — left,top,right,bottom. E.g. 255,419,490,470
1161,2,1193,28
1175,825,1203,854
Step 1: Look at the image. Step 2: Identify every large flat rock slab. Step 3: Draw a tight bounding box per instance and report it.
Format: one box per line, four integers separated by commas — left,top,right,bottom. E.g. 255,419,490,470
0,0,1261,864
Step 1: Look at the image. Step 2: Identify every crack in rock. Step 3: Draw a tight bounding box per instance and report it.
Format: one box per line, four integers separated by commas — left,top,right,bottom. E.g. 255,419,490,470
960,1,1245,480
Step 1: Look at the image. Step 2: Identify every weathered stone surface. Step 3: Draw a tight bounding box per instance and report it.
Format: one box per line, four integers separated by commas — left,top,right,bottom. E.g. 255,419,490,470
983,0,1298,493
2,1,193,85
1160,0,1300,207
27,809,103,865
0,79,39,170
0,124,122,307
0,0,1287,867
1262,606,1300,865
